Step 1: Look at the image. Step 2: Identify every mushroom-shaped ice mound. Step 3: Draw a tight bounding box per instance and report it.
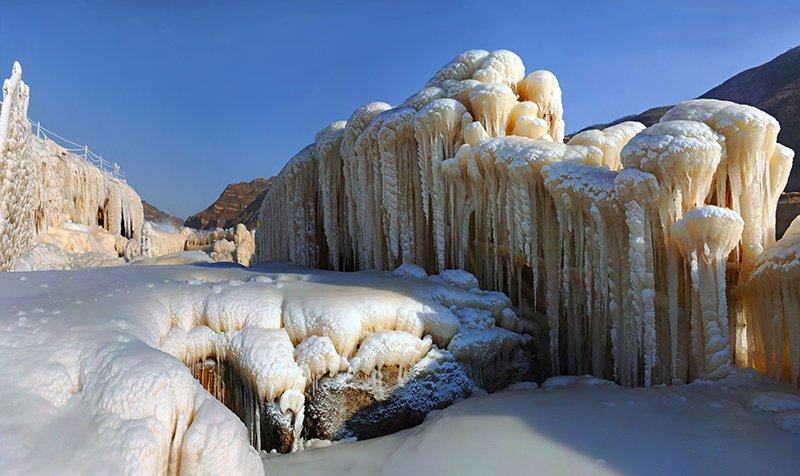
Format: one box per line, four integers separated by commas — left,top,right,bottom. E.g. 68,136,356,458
511,115,549,140
294,335,349,384
567,121,645,170
621,120,723,212
516,70,564,142
662,99,783,263
426,49,490,87
469,83,518,137
672,206,744,380
507,101,539,131
463,120,490,147
349,331,433,377
471,49,525,91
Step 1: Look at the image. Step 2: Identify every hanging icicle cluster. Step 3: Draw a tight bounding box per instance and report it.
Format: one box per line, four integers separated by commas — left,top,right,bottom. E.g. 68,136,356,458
740,216,800,387
256,50,796,387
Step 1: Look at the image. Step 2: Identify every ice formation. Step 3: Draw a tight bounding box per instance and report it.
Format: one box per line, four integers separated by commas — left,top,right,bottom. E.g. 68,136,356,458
256,49,796,387
138,222,255,267
1,62,255,272
0,63,144,270
0,263,530,472
0,62,37,270
740,215,800,386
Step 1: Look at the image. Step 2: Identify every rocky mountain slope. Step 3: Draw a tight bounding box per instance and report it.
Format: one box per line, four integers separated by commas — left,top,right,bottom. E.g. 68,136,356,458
142,201,183,230
184,177,273,230
577,46,799,191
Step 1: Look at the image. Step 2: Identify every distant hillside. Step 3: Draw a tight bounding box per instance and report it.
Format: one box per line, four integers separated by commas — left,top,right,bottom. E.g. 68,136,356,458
185,177,274,230
142,201,183,230
576,46,800,191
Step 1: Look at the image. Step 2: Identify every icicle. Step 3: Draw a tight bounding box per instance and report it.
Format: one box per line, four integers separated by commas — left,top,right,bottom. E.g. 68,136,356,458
673,206,743,380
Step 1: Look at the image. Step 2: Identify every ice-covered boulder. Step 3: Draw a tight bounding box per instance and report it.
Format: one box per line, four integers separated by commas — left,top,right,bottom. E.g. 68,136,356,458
304,347,472,441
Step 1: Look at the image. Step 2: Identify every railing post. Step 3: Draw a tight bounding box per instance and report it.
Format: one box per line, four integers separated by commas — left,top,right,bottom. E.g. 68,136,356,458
36,121,41,139
84,145,88,160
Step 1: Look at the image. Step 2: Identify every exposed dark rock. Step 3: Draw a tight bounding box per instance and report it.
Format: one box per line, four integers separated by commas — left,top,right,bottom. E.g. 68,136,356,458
304,348,473,441
777,192,800,239
190,359,298,454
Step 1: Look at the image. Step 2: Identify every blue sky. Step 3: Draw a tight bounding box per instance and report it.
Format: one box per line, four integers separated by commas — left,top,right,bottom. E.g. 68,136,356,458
2,1,798,218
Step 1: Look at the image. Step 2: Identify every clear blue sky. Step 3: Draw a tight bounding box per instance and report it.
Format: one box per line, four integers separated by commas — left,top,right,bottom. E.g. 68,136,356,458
2,1,798,219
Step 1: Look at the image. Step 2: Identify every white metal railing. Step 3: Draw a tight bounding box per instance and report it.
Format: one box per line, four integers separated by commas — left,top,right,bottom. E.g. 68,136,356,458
0,100,126,181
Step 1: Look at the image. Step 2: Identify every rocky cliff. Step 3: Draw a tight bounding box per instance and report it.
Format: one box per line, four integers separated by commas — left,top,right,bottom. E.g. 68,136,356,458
184,177,273,230
142,201,183,230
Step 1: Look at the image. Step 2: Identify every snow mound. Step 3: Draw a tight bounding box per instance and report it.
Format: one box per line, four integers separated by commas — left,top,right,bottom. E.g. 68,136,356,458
774,411,800,434
748,392,800,413
542,374,617,389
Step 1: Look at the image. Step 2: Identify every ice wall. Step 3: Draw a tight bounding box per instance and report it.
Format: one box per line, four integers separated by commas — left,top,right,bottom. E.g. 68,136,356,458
31,137,144,241
255,50,794,386
0,62,144,270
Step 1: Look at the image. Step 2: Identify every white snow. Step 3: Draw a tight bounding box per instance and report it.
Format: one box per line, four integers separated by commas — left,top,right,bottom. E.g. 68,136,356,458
267,369,800,476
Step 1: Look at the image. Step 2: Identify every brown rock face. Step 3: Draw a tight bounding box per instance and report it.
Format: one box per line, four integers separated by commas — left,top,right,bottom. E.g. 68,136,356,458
142,200,183,230
184,177,274,230
572,46,800,191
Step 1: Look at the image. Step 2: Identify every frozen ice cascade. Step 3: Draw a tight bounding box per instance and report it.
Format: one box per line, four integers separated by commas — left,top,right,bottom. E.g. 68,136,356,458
257,49,797,388
0,62,144,270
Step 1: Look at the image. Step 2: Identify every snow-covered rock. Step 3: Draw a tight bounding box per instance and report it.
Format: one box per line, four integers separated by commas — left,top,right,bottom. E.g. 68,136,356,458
304,347,472,441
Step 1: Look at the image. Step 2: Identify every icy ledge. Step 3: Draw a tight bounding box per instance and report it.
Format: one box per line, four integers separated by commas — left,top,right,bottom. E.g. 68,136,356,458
0,263,531,474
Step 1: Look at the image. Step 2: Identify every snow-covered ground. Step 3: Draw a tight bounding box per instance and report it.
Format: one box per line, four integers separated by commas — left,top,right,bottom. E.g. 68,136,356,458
1,262,799,474
269,371,800,475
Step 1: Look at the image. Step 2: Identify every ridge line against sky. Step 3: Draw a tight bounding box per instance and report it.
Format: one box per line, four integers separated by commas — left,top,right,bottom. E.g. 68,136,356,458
1,0,798,218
